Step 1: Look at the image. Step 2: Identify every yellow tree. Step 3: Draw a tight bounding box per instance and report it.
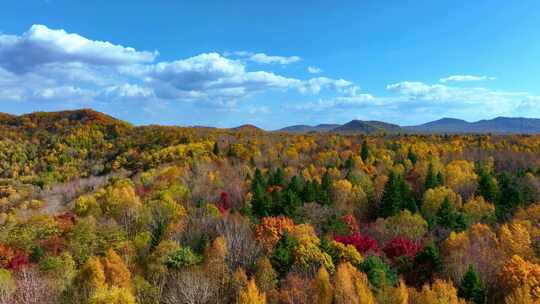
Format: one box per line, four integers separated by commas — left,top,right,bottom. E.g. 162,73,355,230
231,268,249,302
499,222,534,260
422,186,462,220
377,280,409,304
290,224,334,273
463,196,496,223
103,249,131,290
441,231,470,283
371,210,428,243
204,236,229,296
444,160,478,199
441,224,502,287
505,285,534,304
500,255,540,300
334,262,376,304
311,266,333,304
412,279,465,304
82,256,106,292
88,286,136,304
254,257,278,294
238,279,266,304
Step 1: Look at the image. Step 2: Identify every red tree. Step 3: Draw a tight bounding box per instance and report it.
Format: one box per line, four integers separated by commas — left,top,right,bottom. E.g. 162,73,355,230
217,191,231,214
383,236,422,261
334,233,379,254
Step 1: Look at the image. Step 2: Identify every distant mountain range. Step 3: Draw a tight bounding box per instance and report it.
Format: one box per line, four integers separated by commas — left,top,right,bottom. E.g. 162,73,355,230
278,117,540,134
404,117,540,134
1,109,539,135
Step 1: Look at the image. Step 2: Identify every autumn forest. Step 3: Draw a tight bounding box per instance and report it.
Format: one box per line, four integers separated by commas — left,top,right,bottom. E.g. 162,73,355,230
0,109,540,304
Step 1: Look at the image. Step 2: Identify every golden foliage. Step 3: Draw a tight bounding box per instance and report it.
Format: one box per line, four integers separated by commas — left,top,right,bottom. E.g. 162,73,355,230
255,216,295,251
411,279,465,304
501,255,540,300
103,249,131,290
422,186,462,219
334,262,376,304
238,279,266,304
311,266,333,304
88,286,136,304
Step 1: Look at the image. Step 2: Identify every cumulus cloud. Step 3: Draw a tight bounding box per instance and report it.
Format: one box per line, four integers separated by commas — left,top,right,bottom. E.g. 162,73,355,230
0,24,157,74
386,81,526,107
387,81,450,100
145,53,304,105
33,85,93,100
439,75,496,83
307,66,322,74
99,84,155,102
300,77,359,95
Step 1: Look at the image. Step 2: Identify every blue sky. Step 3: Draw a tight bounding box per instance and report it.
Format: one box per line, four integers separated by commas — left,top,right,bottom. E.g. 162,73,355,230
1,0,539,129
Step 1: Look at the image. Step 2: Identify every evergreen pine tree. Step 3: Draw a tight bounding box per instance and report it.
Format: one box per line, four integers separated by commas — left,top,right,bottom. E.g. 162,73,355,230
380,171,401,218
458,265,486,304
212,142,220,156
436,172,444,186
281,189,302,219
407,147,418,164
302,180,317,203
425,163,441,190
412,244,442,285
251,169,271,217
318,172,332,206
271,232,298,277
380,172,417,217
288,175,304,195
361,140,369,162
344,156,355,170
436,197,469,231
477,167,499,203
497,172,524,220
271,168,285,187
436,197,453,227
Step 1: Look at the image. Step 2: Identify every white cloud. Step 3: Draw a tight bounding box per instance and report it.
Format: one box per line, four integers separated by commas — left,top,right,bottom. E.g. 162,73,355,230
226,51,301,65
300,77,359,95
99,84,154,102
386,81,526,107
307,66,322,74
33,85,92,100
290,94,376,111
439,75,496,83
0,24,157,74
289,79,539,125
517,96,540,116
145,53,304,106
387,81,449,100
249,53,301,65
385,80,537,119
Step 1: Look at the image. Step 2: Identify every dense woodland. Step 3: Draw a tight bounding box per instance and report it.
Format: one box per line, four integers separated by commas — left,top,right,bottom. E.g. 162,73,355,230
0,109,540,303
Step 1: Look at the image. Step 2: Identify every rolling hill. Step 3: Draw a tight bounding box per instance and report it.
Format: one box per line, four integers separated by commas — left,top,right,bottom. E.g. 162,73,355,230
332,120,402,134
278,124,340,133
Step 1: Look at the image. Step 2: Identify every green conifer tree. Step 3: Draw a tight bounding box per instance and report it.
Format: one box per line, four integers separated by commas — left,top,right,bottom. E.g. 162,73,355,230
458,265,486,304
